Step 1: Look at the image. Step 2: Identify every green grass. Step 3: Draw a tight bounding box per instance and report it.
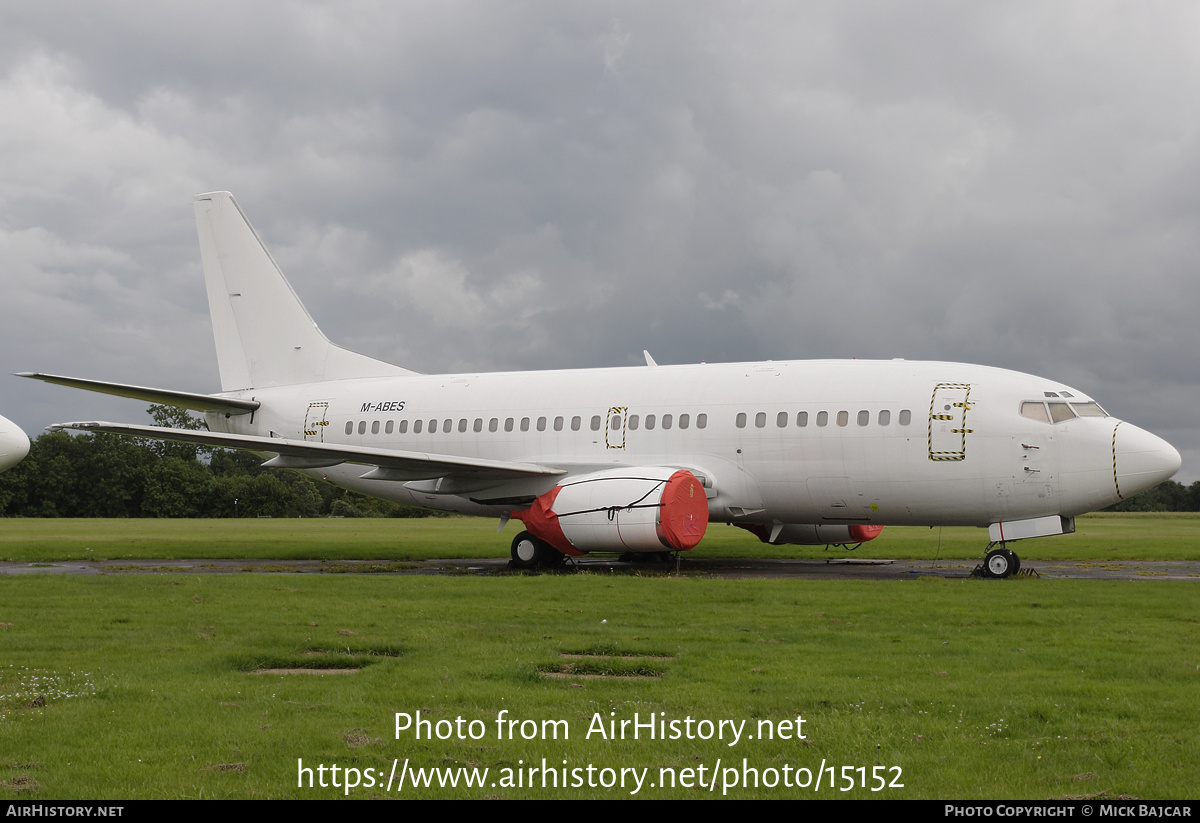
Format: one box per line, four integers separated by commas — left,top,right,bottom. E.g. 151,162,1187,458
1,512,1199,563
0,514,1197,799
1,573,1198,799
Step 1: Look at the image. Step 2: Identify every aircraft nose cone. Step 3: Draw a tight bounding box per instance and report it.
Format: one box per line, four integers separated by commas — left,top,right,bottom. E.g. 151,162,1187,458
0,415,31,473
1113,422,1181,499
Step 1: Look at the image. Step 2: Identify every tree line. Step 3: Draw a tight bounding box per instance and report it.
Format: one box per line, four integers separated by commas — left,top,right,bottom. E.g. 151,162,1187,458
1102,479,1200,512
0,406,441,519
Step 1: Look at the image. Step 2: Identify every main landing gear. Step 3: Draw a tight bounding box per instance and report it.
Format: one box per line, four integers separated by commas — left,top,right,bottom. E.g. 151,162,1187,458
510,530,566,570
982,542,1021,579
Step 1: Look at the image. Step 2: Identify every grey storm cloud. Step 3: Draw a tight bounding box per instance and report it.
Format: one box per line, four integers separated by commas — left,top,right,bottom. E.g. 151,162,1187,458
1,1,1197,478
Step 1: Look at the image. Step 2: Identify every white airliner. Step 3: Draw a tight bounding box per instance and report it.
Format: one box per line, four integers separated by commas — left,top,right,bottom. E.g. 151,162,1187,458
0,414,30,473
22,192,1181,577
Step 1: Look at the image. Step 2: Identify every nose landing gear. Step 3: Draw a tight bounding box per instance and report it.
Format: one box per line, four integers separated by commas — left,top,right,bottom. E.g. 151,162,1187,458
981,543,1021,578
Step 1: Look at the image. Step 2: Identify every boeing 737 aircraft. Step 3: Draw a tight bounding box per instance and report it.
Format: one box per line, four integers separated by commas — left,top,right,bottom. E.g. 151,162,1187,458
22,192,1181,577
0,414,30,473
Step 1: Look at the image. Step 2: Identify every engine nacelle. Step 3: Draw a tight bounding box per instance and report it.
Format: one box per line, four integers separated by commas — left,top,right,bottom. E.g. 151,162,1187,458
737,523,884,545
512,467,709,555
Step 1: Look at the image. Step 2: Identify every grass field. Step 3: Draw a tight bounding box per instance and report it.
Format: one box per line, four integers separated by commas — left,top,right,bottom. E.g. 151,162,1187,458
2,511,1199,563
1,515,1197,800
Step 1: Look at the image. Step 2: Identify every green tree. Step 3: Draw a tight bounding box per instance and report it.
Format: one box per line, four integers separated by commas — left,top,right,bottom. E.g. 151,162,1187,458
0,405,444,519
142,458,212,518
146,404,208,461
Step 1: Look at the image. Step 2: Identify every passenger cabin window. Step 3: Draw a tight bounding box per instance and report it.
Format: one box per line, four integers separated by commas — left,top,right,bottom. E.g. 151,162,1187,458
414,419,423,434
857,410,869,426
629,414,639,430
521,418,530,432
646,414,656,430
443,419,453,433
611,415,622,430
385,420,394,434
371,420,380,434
554,416,564,431
536,417,546,432
836,411,848,427
505,418,514,432
473,418,483,433
697,413,707,429
458,418,468,433
571,416,581,431
428,418,436,432
662,414,672,429
736,412,747,428
591,415,602,431
358,421,367,434
755,412,766,428
878,410,890,426
489,418,498,432
817,411,828,427
399,420,409,433
679,413,690,429
777,411,788,428
899,410,912,426
797,411,808,427
345,422,353,435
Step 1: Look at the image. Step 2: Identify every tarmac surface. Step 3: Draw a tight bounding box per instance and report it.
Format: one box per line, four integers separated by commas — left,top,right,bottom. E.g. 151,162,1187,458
2,556,1199,580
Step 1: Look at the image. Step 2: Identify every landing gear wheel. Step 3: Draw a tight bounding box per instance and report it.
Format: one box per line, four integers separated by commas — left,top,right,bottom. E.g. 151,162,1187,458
984,547,1019,579
511,532,540,568
510,531,564,569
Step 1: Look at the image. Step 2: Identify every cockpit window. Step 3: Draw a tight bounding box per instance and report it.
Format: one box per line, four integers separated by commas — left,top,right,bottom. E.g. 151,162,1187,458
1043,392,1059,398
1023,399,1107,423
1070,401,1108,418
1048,402,1077,423
1021,401,1050,423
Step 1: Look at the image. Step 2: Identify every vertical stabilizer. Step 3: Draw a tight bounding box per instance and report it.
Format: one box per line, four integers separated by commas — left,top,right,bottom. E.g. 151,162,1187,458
194,191,415,391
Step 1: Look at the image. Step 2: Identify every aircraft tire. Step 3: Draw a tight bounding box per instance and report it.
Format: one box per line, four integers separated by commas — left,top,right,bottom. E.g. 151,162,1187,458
537,541,567,567
511,531,541,569
984,547,1017,579
510,531,563,569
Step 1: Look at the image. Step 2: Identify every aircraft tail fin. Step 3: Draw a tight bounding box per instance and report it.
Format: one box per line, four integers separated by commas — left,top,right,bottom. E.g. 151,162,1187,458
193,191,416,391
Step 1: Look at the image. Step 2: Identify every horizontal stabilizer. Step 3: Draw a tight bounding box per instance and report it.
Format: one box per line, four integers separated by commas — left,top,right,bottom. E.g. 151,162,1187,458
18,373,259,416
48,421,566,482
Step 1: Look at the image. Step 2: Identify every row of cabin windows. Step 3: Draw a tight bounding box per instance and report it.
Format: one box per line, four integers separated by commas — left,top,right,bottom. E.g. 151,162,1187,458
736,409,913,429
615,413,706,431
344,409,911,437
345,414,714,436
348,415,604,437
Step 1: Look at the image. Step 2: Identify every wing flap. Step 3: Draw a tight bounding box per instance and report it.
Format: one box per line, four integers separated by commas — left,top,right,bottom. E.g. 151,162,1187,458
49,421,566,482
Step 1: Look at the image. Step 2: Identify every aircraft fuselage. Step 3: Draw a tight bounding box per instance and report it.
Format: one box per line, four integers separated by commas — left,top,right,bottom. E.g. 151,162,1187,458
0,414,30,473
206,357,1176,529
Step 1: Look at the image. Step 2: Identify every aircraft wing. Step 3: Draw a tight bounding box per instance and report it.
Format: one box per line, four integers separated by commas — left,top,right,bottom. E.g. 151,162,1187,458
18,373,259,416
48,421,566,482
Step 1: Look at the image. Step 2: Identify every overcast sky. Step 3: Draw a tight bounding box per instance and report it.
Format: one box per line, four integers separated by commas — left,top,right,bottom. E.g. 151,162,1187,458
1,1,1197,481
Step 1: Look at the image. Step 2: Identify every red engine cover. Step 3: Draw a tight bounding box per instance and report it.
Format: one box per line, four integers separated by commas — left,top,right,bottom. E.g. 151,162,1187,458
513,468,708,555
